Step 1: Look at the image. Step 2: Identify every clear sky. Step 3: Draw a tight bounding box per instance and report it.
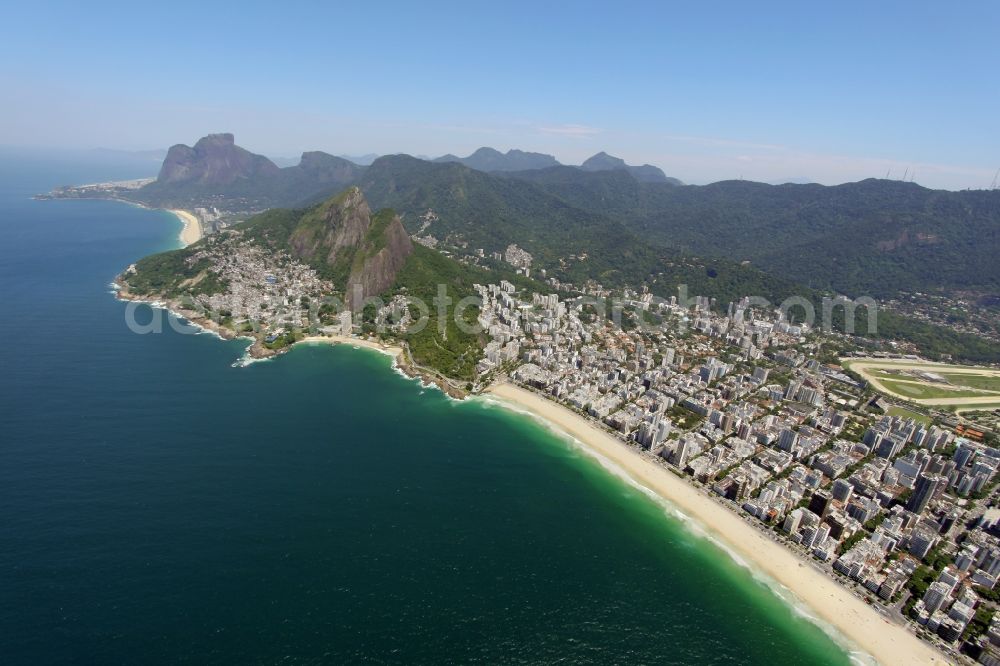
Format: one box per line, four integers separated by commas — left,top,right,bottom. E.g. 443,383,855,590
2,1,998,189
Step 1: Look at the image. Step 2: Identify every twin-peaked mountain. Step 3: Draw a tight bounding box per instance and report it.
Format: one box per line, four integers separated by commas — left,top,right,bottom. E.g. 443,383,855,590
285,187,413,307
129,187,413,309
225,187,413,309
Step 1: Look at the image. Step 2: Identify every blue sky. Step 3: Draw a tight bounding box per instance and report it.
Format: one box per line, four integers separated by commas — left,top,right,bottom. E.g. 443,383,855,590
2,1,998,188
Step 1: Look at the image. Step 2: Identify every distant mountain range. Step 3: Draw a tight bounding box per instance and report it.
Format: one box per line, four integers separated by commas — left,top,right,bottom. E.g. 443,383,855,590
136,133,364,209
103,132,1000,363
118,133,1000,306
579,151,681,184
433,146,680,184
434,147,560,172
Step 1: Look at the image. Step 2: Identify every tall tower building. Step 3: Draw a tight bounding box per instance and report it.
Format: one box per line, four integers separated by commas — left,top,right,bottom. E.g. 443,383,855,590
908,473,945,515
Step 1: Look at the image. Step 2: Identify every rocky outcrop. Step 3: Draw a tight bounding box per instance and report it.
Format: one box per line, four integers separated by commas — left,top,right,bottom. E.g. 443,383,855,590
347,215,413,309
140,134,368,209
285,187,413,308
157,133,280,186
289,187,372,266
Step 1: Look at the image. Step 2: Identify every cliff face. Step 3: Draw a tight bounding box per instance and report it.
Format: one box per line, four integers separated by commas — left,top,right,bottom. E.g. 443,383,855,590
289,187,372,266
157,133,280,185
347,215,413,309
286,187,413,308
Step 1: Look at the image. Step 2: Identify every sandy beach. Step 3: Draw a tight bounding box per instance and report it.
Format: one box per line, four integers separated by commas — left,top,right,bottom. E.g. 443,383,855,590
485,382,950,666
170,209,203,246
299,335,403,359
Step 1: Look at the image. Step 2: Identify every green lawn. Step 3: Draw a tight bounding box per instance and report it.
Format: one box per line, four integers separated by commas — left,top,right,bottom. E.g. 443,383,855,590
870,369,913,382
886,406,932,426
942,373,1000,393
879,379,990,400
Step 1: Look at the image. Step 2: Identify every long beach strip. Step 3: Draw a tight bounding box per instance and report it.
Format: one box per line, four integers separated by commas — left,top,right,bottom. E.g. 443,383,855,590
485,381,951,666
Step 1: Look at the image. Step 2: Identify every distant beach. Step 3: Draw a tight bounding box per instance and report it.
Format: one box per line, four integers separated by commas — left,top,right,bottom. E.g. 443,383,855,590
485,382,950,666
170,209,203,246
299,334,403,359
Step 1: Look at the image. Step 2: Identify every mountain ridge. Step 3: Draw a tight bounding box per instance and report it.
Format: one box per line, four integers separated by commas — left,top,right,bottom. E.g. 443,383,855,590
84,133,1000,305
580,151,678,184
434,147,561,171
136,134,365,209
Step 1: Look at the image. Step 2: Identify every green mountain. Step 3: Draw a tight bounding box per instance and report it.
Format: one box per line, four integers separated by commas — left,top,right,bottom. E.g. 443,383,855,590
430,147,681,184
356,155,799,298
580,151,679,184
349,154,1000,363
116,138,1000,363
126,187,514,379
434,147,560,171
502,171,1000,299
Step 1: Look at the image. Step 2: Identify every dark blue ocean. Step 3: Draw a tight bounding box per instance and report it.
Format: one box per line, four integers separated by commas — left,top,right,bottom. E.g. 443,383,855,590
0,149,852,665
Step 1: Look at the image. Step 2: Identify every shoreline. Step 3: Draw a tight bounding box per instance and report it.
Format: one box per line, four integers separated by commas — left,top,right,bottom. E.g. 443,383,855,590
36,194,204,248
107,201,945,662
168,209,203,246
113,278,467,396
483,381,950,666
299,334,404,359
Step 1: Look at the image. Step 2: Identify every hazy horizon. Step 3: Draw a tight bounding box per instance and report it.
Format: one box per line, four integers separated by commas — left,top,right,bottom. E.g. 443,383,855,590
3,2,998,190
3,140,982,190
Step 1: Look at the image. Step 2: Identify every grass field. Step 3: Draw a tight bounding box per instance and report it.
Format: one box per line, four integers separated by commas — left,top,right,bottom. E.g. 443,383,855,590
842,357,1000,411
878,379,989,400
886,406,932,426
942,373,1000,393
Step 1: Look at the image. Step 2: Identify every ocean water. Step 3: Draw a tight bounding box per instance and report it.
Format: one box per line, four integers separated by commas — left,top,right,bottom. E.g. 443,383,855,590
0,152,853,665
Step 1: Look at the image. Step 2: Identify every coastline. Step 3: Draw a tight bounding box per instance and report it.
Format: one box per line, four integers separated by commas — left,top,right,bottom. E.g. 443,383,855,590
483,381,950,666
169,209,203,246
107,202,945,662
36,194,204,249
113,278,467,396
299,335,403,359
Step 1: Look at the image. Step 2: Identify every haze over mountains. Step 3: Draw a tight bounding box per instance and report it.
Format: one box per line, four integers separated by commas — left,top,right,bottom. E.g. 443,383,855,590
138,133,364,208
433,146,679,183
115,133,1000,310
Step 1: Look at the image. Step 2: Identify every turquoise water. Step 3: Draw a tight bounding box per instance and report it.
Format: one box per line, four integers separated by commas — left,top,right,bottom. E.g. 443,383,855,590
0,152,853,664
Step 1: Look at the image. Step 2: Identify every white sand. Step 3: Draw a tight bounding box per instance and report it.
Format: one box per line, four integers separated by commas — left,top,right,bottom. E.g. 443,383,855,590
486,382,950,666
298,334,403,358
170,209,203,246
